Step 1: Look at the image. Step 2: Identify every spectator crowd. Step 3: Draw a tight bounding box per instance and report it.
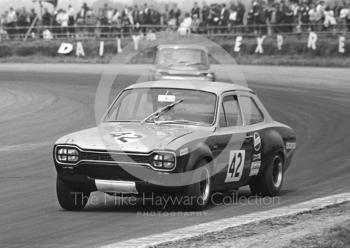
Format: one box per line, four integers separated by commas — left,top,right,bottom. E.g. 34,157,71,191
1,0,350,40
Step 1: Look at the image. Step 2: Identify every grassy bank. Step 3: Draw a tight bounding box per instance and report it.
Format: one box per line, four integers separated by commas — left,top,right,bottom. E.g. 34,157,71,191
2,54,350,68
0,35,349,67
287,220,350,248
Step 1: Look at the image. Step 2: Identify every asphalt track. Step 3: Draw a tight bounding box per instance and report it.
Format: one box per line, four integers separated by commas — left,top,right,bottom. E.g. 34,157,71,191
0,64,350,248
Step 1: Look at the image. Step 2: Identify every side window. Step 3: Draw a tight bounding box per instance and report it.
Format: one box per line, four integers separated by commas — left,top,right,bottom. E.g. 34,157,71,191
240,96,264,125
219,95,243,127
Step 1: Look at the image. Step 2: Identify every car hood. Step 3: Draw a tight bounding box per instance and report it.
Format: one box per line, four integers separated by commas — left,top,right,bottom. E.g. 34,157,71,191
55,123,211,153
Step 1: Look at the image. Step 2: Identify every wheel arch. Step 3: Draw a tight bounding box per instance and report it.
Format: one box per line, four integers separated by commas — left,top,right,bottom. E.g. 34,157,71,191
260,128,286,173
186,142,214,172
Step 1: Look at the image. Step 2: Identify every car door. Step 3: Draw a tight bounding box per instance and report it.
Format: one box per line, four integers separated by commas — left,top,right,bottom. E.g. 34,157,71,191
237,92,266,183
212,92,254,189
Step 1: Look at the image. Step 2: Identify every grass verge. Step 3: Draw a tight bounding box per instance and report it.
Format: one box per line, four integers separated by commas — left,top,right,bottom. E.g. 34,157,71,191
287,220,350,248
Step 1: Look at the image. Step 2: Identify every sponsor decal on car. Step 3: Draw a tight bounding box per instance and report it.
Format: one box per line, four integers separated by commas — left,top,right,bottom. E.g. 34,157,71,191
249,161,261,176
179,147,189,156
253,132,262,151
253,153,261,161
286,142,297,150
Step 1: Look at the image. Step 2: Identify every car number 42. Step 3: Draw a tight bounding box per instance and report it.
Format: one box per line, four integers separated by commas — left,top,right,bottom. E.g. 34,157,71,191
225,150,246,183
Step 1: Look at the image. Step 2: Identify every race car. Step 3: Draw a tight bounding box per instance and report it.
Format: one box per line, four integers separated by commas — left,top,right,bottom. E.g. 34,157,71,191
53,80,296,211
153,44,215,81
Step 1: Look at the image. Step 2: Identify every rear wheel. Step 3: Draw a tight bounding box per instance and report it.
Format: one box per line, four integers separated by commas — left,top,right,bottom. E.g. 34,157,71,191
250,154,284,197
56,177,90,211
184,160,212,211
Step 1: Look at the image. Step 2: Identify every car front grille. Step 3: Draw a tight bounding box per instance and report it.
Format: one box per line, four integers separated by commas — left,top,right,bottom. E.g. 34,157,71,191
80,150,151,165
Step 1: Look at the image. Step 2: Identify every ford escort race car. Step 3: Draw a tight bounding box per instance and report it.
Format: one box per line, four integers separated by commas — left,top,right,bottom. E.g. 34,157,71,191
53,80,296,211
153,44,215,81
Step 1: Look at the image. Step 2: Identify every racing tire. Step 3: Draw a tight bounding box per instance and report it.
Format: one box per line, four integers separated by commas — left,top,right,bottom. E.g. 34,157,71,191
249,153,284,197
56,177,90,211
184,160,212,211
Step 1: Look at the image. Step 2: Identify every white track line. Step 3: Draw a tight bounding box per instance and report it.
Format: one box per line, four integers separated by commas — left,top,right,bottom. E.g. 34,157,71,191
100,193,350,248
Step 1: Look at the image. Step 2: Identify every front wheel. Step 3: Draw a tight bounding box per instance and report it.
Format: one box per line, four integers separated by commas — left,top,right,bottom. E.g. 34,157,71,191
250,154,284,197
56,177,90,211
184,160,212,211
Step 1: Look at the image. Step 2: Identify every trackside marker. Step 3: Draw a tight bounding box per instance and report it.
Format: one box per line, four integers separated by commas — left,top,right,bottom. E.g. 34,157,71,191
100,193,350,248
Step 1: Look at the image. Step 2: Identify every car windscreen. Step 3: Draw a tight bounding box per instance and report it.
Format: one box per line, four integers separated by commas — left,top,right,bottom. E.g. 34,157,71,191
156,48,208,67
104,88,217,125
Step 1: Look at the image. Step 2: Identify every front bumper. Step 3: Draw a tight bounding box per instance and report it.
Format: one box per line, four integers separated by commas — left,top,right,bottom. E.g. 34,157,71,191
55,159,190,194
95,179,138,194
58,173,186,195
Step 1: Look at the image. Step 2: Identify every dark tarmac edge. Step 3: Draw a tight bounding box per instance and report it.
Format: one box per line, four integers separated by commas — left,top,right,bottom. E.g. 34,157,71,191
154,201,350,248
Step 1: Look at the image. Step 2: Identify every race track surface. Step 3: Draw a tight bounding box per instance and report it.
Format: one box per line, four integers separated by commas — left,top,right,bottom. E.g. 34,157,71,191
0,64,349,247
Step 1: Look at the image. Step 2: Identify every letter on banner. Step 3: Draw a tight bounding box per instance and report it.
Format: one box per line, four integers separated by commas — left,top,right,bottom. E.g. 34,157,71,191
234,36,242,52
339,36,345,54
307,32,317,50
277,35,283,50
58,43,73,55
76,42,85,57
117,38,122,54
99,41,104,57
255,36,266,54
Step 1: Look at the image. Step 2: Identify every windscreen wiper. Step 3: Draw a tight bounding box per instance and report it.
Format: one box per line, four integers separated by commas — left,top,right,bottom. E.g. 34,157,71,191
140,99,184,124
155,120,207,126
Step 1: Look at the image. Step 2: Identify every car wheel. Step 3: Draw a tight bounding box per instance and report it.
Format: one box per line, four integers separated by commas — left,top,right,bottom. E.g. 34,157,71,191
184,160,212,211
56,177,90,211
250,153,284,197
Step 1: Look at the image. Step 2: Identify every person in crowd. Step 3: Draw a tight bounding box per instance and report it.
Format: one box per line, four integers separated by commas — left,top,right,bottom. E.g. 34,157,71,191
100,4,110,36
42,8,52,27
85,8,97,36
339,2,350,31
309,3,322,31
2,0,347,39
121,6,134,35
111,8,121,36
6,7,17,37
169,3,181,27
290,0,300,30
67,5,75,35
178,12,192,35
56,9,69,37
29,9,38,25
219,3,230,32
132,5,140,26
191,2,201,19
236,0,245,26
161,4,170,26
283,1,294,33
315,0,326,30
191,13,201,33
323,5,336,31
228,2,237,32
299,0,310,32
77,2,89,25
201,2,210,27
209,3,220,31
17,8,29,37
142,3,152,25
275,2,286,33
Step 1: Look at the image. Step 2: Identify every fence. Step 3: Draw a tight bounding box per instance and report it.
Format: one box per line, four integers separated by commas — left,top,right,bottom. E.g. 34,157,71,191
1,22,349,42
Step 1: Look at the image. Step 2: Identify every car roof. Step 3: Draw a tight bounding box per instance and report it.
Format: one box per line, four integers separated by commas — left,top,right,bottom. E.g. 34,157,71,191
126,81,253,95
157,44,208,52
